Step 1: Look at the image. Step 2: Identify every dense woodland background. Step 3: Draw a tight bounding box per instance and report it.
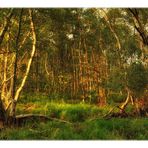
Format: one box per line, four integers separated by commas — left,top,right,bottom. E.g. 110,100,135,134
0,8,148,139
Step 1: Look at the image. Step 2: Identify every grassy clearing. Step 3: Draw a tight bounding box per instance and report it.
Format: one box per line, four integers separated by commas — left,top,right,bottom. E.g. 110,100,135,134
0,94,148,140
17,94,111,122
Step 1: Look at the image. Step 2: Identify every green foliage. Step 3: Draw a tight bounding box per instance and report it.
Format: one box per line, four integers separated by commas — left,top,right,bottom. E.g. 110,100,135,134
124,38,142,58
88,90,98,104
107,93,126,103
127,62,148,96
105,67,125,96
0,118,147,140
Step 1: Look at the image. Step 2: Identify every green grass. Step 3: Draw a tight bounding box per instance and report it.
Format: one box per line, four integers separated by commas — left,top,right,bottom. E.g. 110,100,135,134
17,95,111,122
0,94,148,140
0,118,147,140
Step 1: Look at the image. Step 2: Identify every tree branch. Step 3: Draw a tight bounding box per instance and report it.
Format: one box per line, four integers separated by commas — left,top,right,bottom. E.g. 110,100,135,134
128,8,148,45
0,9,14,45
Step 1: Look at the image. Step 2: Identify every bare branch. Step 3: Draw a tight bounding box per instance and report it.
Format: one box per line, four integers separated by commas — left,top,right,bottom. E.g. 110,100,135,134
128,8,148,45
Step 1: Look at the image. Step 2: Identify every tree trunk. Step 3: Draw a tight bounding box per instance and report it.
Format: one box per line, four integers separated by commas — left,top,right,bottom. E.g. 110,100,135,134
0,99,6,124
9,9,23,123
0,9,37,125
98,86,106,106
14,9,36,102
120,89,133,113
120,92,130,111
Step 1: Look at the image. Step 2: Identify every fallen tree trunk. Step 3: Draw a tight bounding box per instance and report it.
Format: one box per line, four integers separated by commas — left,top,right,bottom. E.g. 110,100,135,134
14,114,72,126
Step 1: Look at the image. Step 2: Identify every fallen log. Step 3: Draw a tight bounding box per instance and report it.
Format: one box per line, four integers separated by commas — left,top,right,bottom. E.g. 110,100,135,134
15,114,72,126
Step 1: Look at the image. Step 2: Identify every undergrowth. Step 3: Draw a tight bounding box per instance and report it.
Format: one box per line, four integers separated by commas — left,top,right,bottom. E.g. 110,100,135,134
0,94,147,140
0,118,147,140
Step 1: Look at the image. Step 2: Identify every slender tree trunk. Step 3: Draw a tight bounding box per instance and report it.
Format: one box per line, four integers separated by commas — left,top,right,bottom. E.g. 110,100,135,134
101,9,121,51
1,52,8,111
35,49,39,92
14,9,36,102
120,91,130,111
4,9,37,125
8,9,23,123
120,89,133,113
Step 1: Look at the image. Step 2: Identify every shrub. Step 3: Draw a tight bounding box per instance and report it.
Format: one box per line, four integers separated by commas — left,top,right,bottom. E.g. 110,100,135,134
107,93,126,103
127,62,148,97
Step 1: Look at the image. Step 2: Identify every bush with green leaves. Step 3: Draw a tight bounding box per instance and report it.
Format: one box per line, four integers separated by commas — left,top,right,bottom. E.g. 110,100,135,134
127,62,148,97
105,66,125,91
107,93,126,104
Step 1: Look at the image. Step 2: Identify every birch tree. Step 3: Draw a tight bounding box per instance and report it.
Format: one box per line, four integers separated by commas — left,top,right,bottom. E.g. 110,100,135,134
0,9,37,125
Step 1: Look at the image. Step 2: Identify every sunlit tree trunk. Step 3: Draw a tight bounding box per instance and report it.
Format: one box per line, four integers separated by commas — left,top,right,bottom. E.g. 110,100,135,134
9,9,23,123
14,9,36,102
0,9,37,125
0,33,15,123
120,88,133,113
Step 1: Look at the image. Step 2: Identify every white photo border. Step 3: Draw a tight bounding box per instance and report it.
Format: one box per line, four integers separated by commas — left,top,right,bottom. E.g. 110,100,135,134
0,0,148,8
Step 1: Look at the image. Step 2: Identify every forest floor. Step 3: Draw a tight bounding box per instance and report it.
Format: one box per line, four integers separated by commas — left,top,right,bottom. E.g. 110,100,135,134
0,94,148,140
